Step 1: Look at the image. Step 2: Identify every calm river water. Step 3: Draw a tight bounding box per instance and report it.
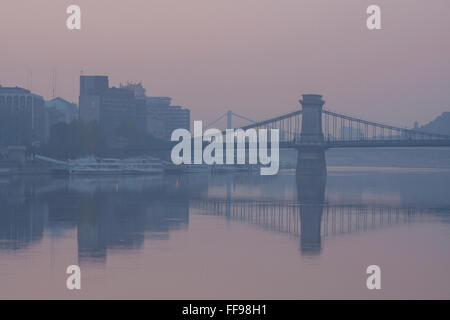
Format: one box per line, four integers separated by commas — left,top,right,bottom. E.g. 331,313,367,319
1,167,450,299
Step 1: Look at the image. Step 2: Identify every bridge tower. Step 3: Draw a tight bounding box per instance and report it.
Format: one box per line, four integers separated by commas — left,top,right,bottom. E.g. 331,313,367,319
296,94,327,176
227,110,232,129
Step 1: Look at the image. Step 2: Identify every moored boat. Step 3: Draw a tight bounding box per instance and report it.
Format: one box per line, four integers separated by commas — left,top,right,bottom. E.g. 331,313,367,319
68,157,163,175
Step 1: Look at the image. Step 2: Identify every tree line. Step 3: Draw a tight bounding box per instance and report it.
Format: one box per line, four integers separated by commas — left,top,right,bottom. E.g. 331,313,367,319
37,120,169,160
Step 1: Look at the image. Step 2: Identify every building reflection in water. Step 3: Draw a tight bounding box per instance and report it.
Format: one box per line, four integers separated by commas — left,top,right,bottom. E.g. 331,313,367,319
72,174,210,263
0,177,47,251
0,169,444,262
76,195,189,263
0,174,208,264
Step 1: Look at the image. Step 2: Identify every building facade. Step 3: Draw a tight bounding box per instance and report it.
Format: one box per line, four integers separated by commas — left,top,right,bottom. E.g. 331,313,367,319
0,85,46,147
121,81,190,140
45,97,78,127
149,104,190,139
79,75,109,123
79,76,147,144
146,110,166,140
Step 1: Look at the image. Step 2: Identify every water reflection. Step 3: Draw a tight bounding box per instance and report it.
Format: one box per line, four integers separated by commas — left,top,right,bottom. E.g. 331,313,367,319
297,173,326,255
0,175,206,263
0,168,449,264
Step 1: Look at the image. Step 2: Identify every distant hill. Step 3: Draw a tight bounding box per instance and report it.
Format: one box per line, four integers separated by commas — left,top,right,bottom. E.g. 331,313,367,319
419,112,450,135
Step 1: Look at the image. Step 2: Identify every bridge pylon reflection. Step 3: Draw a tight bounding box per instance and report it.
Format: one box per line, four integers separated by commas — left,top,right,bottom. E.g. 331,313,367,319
191,171,432,256
296,171,326,255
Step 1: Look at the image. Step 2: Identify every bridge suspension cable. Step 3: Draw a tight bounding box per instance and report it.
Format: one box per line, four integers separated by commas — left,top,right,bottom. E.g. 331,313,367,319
231,112,256,124
322,109,450,145
204,112,227,129
205,111,257,130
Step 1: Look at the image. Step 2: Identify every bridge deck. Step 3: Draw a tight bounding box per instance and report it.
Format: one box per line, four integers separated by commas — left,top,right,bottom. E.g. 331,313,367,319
287,139,450,149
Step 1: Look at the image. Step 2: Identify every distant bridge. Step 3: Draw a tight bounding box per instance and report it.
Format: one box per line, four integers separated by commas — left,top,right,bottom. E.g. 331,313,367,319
149,94,450,175
211,94,450,175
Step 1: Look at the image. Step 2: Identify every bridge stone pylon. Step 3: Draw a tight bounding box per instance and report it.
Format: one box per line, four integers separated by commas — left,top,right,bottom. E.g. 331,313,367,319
297,94,327,176
300,94,325,143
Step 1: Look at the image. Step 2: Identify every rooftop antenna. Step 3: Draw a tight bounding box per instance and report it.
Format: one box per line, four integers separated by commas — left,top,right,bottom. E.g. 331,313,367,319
51,68,57,98
25,69,32,91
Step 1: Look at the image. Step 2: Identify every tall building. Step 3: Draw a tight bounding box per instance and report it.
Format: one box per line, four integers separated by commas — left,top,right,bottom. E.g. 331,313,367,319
146,96,172,107
79,75,109,123
146,109,166,140
45,97,78,126
79,76,147,143
150,104,190,138
121,81,190,139
0,85,46,147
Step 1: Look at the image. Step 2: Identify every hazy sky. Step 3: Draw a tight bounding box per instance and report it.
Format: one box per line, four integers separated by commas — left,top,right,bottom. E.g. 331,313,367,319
1,0,449,127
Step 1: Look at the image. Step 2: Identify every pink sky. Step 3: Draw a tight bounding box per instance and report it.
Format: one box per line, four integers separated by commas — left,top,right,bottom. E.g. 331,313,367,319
1,0,449,127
